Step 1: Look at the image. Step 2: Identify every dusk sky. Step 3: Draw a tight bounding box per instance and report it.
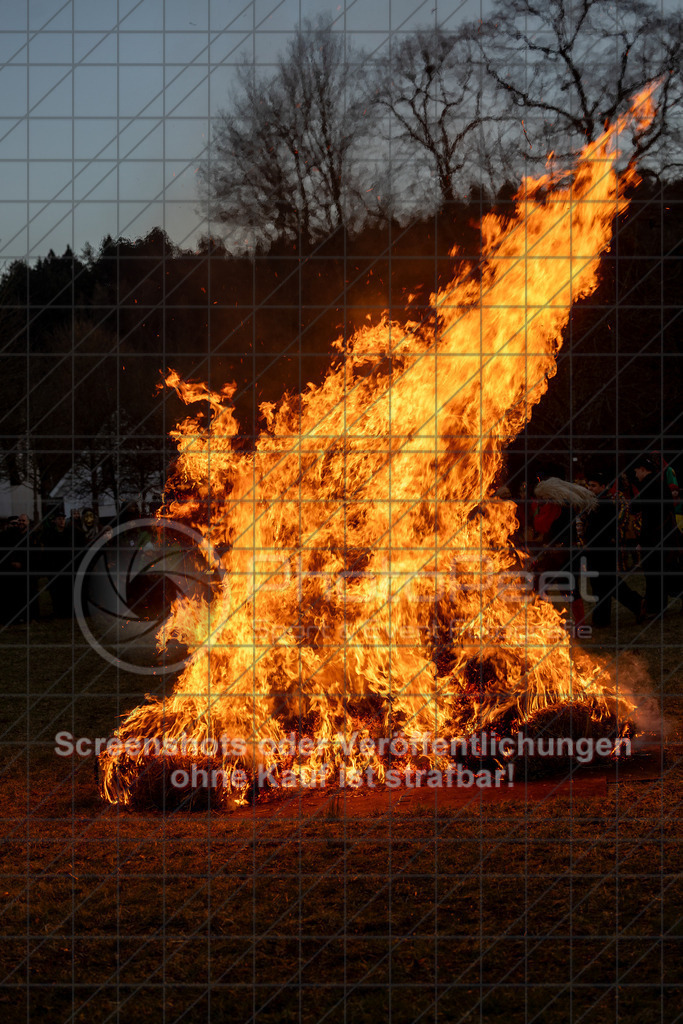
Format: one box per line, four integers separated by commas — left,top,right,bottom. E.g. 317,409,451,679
0,0,491,264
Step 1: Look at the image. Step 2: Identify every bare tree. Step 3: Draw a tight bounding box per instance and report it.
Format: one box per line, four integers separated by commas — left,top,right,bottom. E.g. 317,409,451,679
477,0,683,175
370,27,515,210
199,18,375,250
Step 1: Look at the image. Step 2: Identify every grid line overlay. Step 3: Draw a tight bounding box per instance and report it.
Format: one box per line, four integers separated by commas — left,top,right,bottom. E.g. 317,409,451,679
1,2,681,1024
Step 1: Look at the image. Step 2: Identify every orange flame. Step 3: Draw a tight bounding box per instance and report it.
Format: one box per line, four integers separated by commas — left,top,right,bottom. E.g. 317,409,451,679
100,86,657,807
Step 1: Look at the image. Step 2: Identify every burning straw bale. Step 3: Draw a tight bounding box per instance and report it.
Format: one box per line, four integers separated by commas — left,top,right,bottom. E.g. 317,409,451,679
513,698,634,777
100,754,238,811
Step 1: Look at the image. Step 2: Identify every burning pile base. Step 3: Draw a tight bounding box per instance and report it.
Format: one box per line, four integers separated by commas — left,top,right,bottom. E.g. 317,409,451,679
97,697,635,811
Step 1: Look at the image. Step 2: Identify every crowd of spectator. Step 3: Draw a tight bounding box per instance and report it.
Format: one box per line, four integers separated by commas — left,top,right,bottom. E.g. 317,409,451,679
509,452,683,629
0,502,153,625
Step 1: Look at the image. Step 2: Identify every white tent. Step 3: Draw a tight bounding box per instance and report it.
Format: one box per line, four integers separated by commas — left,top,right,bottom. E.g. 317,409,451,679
0,479,40,519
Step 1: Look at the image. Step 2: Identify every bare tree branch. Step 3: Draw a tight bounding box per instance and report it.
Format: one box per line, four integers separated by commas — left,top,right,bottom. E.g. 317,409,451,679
477,0,683,174
198,17,376,251
369,27,515,209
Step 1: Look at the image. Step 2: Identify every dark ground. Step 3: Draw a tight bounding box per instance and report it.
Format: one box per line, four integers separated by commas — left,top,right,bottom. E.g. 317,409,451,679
0,591,681,1023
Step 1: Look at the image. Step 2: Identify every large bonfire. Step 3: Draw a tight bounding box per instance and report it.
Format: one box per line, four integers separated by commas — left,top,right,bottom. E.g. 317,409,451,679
99,87,656,809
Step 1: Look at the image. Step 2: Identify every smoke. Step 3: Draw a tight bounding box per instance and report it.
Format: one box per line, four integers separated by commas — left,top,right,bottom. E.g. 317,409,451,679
606,651,670,739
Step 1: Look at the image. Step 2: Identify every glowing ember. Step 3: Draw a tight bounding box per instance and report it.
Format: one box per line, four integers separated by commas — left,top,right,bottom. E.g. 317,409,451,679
99,87,657,808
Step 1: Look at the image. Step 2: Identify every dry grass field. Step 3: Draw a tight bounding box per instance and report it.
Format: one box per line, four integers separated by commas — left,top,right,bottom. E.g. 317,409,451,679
0,597,681,1023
